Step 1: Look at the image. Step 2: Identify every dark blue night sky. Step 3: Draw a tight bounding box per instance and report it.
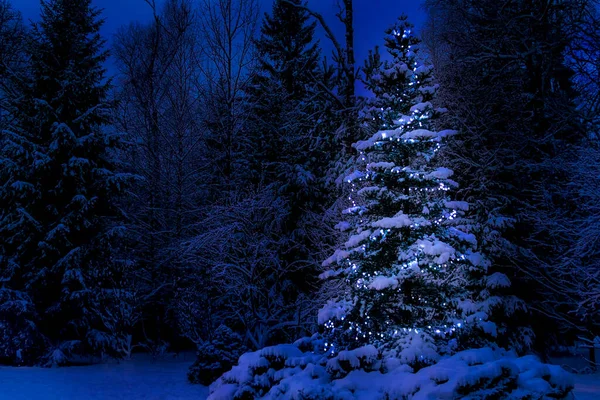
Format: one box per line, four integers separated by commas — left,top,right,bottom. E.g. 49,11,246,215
15,0,426,76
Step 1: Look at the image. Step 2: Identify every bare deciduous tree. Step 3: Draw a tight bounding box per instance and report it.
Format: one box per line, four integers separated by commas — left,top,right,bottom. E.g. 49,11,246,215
198,0,259,191
113,0,206,348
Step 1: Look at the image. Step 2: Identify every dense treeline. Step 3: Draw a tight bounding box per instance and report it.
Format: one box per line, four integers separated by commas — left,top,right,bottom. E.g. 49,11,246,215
0,0,599,387
423,0,600,360
0,0,350,366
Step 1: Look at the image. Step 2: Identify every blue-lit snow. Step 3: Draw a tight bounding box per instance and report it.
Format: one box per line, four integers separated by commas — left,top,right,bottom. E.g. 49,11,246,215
0,353,207,400
0,353,597,399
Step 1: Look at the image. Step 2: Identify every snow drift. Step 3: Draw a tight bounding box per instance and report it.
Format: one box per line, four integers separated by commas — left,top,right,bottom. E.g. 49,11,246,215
207,336,573,400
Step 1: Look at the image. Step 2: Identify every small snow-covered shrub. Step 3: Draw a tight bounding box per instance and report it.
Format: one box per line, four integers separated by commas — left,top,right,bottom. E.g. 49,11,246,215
0,288,47,366
188,325,248,385
208,337,573,400
42,341,84,367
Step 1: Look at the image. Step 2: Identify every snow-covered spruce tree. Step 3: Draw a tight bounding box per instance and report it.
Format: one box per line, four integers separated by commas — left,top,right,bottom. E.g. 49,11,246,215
246,0,322,187
188,325,248,386
0,1,41,367
205,121,573,397
361,15,432,131
0,0,131,365
319,24,490,369
244,0,326,277
320,17,529,363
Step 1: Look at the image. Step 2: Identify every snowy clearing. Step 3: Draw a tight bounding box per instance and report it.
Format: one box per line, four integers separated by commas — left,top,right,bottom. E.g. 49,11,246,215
0,354,208,400
573,373,600,400
0,354,597,399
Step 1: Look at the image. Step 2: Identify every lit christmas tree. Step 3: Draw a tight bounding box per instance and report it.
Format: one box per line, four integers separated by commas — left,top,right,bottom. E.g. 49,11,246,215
361,15,433,130
320,18,496,368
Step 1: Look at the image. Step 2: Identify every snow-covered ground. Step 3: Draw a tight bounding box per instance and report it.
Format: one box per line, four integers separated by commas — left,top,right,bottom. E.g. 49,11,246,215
0,353,597,400
0,353,208,400
553,352,600,399
573,373,600,400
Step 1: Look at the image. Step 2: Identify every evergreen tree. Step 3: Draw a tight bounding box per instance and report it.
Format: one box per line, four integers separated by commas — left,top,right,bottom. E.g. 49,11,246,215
320,23,516,368
255,0,320,98
187,325,248,385
247,0,321,190
361,16,433,130
0,0,26,126
242,0,329,329
0,0,131,364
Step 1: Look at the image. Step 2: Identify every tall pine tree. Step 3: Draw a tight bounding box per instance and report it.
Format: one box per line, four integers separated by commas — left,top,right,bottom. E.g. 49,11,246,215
247,0,321,188
361,16,433,130
0,0,131,365
320,20,521,368
244,0,328,317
